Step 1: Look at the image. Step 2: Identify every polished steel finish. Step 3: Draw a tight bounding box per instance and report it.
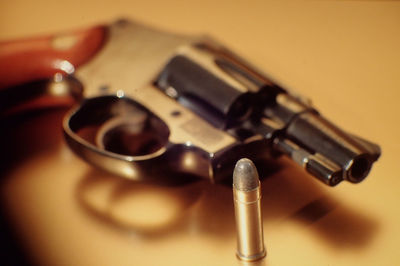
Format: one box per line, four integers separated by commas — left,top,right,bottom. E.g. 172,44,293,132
233,158,266,261
64,21,237,183
62,19,381,185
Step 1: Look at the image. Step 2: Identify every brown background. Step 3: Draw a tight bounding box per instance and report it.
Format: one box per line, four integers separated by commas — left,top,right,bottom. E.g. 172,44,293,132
1,1,400,265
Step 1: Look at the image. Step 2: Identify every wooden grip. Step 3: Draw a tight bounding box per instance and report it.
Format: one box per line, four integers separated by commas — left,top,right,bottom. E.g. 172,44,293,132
0,25,106,89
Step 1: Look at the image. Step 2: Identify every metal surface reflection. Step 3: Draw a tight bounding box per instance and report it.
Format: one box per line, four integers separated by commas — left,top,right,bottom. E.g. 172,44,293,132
76,170,205,235
74,154,378,249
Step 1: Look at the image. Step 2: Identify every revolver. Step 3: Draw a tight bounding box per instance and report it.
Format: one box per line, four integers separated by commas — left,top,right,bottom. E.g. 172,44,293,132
0,19,380,186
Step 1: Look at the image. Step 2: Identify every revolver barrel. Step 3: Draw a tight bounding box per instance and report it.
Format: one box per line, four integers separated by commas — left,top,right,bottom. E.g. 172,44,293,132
267,94,380,185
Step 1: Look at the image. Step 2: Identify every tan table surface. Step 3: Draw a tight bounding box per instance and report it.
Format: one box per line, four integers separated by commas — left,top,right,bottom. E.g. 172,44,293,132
1,1,400,266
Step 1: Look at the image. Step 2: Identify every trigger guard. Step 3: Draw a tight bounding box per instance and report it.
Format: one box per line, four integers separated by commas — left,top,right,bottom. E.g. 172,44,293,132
63,95,172,181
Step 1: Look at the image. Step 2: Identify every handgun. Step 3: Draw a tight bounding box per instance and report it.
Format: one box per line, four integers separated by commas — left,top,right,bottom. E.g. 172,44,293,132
0,19,380,186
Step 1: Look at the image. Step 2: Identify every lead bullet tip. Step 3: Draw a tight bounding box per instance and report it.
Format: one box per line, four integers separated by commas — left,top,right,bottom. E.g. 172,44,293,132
233,158,260,191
